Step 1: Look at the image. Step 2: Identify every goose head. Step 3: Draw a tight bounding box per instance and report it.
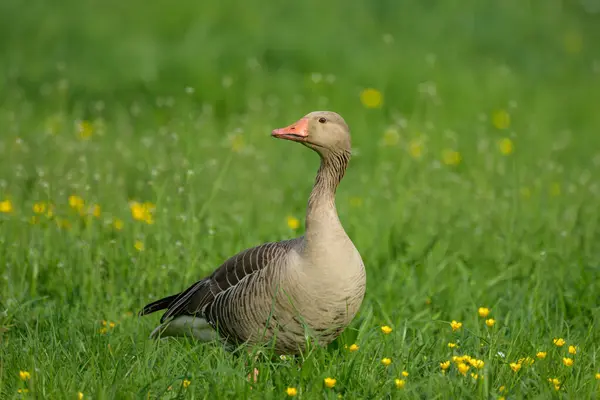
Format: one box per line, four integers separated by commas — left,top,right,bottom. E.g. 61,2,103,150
271,111,351,157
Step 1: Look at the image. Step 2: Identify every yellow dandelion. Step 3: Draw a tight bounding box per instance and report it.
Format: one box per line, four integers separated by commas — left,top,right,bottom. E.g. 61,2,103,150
287,216,300,230
402,371,409,377
381,357,392,367
348,343,359,352
108,321,116,328
442,149,461,166
450,320,462,331
408,138,424,159
595,372,600,380
499,397,505,400
448,342,457,348
134,240,145,252
77,120,94,140
536,351,547,359
286,387,297,397
395,379,406,389
113,218,124,230
91,204,101,218
19,371,31,381
548,378,560,386
509,362,521,372
182,379,191,388
492,109,511,130
477,307,490,318
382,128,400,147
77,392,84,400
498,138,514,155
553,338,566,347
562,357,574,367
129,201,155,224
485,318,496,327
568,345,577,355
68,195,85,211
472,359,485,369
440,361,450,370
0,199,13,213
32,202,47,214
324,377,336,388
554,384,561,391
457,362,470,376
381,325,392,334
360,88,383,108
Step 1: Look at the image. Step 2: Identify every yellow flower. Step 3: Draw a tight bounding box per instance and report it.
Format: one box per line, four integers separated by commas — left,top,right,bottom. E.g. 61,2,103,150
17,389,29,394
595,372,600,380
408,139,424,159
568,345,577,355
77,392,84,400
548,378,560,385
33,202,47,214
113,218,124,230
498,397,505,400
182,379,191,388
348,344,359,352
76,120,94,140
519,357,535,366
360,88,383,108
382,128,400,146
129,201,155,224
509,362,521,372
134,240,145,252
19,370,31,381
492,109,511,130
440,361,450,370
381,357,392,367
477,307,490,318
562,357,574,367
554,384,561,391
324,377,336,388
471,359,485,369
536,351,547,359
457,362,470,376
498,138,514,155
381,325,392,334
471,373,478,380
0,199,13,213
402,371,409,377
286,387,297,397
287,216,300,230
499,385,506,392
99,327,107,334
109,322,116,328
69,195,85,212
450,320,462,331
442,149,461,166
90,204,101,218
553,338,566,347
394,379,405,389
448,342,457,348
485,318,496,327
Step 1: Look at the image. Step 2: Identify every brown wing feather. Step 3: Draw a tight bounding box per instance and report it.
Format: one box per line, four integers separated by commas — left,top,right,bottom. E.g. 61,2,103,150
158,239,297,324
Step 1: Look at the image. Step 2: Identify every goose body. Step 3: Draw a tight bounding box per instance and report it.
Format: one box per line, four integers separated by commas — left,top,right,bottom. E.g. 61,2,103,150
140,111,366,354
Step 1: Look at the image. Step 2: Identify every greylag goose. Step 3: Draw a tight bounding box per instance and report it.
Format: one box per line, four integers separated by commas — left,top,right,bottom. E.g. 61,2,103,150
140,111,366,355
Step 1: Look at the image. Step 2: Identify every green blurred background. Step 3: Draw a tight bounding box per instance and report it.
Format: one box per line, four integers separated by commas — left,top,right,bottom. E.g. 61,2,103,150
1,0,599,123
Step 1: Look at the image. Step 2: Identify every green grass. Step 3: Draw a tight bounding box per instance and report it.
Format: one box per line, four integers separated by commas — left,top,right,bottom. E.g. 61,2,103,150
1,0,600,398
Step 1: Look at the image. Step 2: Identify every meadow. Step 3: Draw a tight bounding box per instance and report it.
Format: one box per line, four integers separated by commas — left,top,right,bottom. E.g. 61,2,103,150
1,0,600,398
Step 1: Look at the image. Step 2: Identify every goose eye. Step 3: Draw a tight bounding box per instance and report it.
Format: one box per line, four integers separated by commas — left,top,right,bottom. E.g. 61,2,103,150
318,117,327,124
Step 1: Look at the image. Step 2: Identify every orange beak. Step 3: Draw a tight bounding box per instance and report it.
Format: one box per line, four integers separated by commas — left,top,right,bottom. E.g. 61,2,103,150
271,117,309,142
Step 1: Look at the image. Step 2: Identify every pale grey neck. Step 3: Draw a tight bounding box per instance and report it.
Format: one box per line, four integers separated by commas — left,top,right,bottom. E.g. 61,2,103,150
303,150,351,251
